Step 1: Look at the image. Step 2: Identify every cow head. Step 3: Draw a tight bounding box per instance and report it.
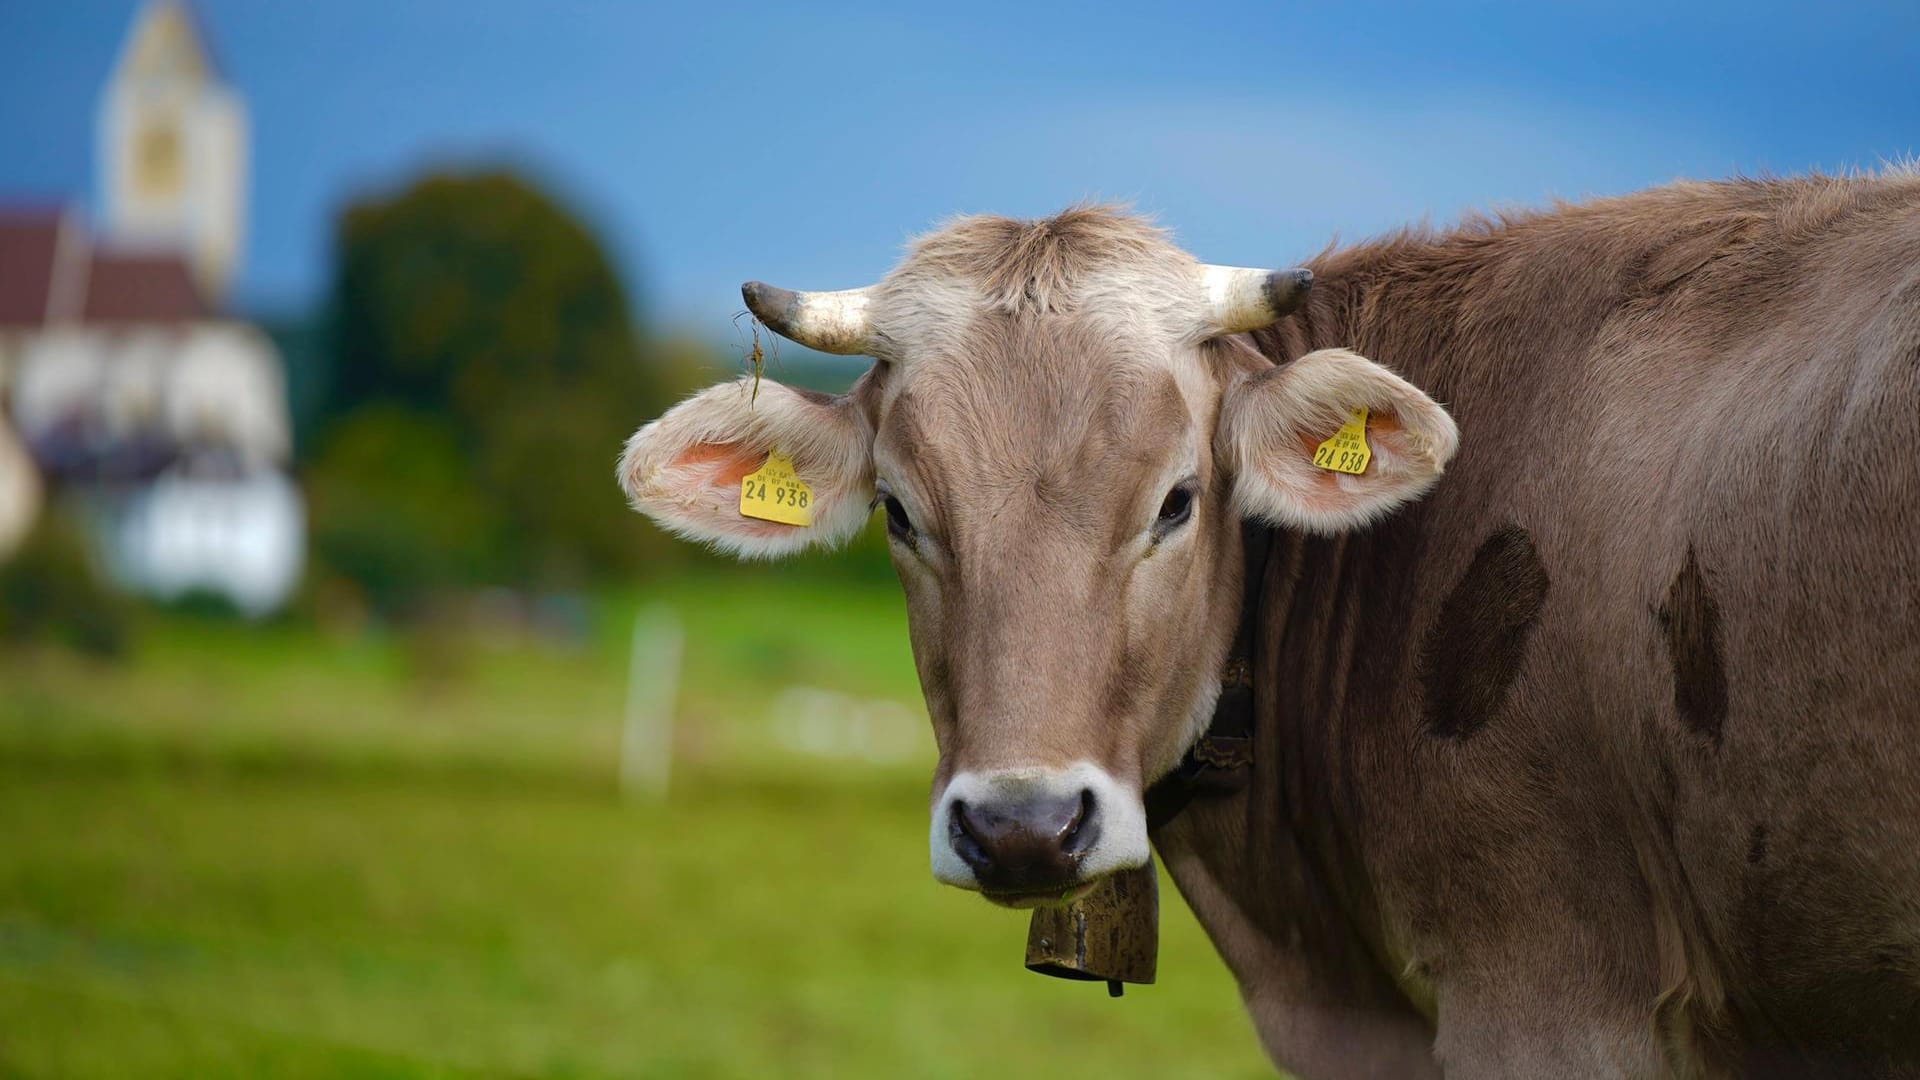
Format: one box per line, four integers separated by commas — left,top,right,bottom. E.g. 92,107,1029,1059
619,208,1457,906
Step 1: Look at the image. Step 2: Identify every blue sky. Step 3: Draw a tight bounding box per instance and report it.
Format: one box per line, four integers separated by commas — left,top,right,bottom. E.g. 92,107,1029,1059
4,1,1916,333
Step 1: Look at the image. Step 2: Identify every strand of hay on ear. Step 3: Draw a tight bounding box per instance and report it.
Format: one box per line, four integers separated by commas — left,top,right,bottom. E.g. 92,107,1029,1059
732,310,779,404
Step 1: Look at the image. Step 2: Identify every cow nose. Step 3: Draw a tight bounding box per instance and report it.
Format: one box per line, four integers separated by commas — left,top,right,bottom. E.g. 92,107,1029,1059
949,788,1099,894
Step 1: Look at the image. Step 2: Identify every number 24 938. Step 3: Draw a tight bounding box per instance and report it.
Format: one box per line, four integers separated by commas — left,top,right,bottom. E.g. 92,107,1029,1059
746,482,809,508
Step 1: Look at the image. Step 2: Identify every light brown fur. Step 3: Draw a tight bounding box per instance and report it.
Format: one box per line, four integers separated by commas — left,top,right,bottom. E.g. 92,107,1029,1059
621,176,1920,1076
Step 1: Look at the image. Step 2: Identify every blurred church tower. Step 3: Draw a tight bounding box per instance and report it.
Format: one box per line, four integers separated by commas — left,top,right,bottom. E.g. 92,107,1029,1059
97,0,247,304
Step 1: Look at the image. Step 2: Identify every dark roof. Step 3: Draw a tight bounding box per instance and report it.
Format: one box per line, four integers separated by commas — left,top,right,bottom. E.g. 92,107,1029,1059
83,251,207,323
0,205,208,328
0,208,66,327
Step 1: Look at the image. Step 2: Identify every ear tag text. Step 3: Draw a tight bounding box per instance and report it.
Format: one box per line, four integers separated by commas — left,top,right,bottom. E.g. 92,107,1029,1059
739,450,814,526
1312,407,1372,475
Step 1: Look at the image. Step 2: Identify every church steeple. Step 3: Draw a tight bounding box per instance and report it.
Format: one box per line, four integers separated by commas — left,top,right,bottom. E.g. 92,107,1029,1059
97,0,247,304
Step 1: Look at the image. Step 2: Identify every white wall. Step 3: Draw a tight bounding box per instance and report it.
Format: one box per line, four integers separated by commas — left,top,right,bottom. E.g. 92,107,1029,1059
11,322,291,467
106,468,304,616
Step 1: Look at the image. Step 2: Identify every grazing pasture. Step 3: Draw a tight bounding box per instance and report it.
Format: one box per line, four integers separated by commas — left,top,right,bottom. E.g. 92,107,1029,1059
0,571,1271,1078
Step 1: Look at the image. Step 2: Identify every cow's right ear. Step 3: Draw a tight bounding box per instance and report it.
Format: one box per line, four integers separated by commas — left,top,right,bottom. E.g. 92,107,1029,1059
618,376,874,559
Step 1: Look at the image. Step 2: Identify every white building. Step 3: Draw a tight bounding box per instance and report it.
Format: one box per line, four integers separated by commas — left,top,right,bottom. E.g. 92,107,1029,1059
0,1,302,615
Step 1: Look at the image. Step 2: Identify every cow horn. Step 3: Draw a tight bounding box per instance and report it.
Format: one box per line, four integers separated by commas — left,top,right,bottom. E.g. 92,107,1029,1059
1199,265,1314,334
740,281,875,356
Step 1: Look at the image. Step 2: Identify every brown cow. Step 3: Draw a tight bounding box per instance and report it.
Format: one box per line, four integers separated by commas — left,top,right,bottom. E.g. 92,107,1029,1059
619,174,1920,1077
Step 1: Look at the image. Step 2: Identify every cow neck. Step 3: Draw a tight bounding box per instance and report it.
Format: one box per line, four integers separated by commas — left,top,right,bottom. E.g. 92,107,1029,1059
1144,518,1270,829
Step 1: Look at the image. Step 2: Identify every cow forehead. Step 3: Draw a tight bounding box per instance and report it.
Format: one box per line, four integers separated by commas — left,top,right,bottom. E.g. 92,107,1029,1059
857,209,1223,505
863,317,1214,534
881,328,1194,467
867,207,1211,367
870,318,1203,546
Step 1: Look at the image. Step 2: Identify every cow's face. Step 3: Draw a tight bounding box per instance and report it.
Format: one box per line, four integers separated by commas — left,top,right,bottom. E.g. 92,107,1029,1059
619,209,1457,906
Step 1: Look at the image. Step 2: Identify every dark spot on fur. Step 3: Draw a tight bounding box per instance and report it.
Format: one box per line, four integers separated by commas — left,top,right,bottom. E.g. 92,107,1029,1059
1659,546,1729,748
1747,823,1769,865
1419,525,1551,739
1873,946,1915,976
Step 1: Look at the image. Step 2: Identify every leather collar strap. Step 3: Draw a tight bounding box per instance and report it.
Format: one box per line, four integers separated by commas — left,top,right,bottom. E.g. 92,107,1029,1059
1144,520,1270,830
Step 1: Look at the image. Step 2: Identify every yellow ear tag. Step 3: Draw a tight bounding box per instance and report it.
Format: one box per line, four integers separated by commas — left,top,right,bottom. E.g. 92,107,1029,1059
1312,407,1372,475
739,450,814,526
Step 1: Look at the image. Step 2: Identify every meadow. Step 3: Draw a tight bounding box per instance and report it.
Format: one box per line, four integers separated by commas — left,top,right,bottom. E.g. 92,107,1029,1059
0,569,1273,1078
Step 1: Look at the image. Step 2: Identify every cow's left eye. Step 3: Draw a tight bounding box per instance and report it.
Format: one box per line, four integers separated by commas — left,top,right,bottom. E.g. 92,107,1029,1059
882,495,915,541
1156,484,1194,530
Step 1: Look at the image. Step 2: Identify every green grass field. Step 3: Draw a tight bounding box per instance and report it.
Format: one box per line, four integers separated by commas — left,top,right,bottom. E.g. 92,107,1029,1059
0,570,1274,1078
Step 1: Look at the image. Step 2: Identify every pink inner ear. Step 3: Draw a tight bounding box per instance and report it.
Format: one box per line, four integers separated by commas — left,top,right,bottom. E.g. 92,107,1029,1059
1263,461,1349,516
667,441,810,538
1274,407,1421,511
671,442,762,487
1292,408,1406,458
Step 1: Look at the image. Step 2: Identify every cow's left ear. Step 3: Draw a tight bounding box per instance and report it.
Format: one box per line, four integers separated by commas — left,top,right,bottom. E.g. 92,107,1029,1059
1218,348,1458,534
618,375,874,559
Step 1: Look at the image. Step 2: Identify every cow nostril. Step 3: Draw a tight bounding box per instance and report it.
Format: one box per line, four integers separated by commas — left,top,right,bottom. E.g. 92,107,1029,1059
949,800,991,871
1061,788,1096,854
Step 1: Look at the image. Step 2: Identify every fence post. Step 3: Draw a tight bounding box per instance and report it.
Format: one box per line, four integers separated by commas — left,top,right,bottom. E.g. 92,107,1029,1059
621,604,681,800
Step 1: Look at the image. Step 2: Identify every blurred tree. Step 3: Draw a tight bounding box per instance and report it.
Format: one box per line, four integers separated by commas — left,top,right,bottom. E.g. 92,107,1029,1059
322,171,665,598
260,312,331,455
305,405,502,614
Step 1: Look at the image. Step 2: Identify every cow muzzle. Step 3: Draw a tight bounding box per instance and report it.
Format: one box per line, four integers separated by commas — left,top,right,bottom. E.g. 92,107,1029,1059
930,762,1150,907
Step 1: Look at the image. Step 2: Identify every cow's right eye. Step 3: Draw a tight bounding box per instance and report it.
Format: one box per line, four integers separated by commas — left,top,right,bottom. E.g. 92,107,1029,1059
1154,481,1196,534
882,495,915,541
1157,486,1193,527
